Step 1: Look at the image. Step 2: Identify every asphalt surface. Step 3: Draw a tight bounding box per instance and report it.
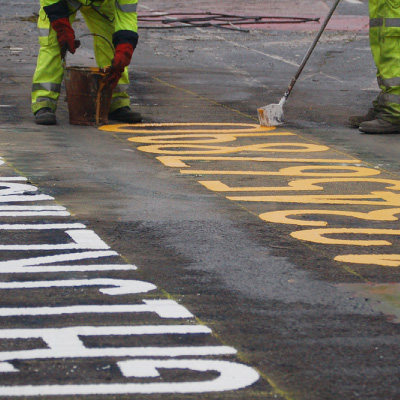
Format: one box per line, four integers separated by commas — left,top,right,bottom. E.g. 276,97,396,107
1,0,400,399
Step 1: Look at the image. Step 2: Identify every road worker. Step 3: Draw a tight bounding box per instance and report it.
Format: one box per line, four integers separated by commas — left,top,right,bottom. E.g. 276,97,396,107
349,0,400,133
32,0,141,125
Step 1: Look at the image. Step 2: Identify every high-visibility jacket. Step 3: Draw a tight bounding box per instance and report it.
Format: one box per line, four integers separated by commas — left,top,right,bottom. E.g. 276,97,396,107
369,0,400,123
32,0,138,114
42,0,138,49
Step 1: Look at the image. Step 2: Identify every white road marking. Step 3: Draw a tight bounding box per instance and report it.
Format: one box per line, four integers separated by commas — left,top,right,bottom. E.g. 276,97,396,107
0,223,85,230
0,161,260,394
0,251,120,271
0,229,109,251
0,279,157,296
0,359,263,396
0,300,194,319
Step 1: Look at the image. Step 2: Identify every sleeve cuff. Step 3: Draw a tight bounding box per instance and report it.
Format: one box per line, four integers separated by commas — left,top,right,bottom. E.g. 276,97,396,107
43,1,70,22
113,30,139,48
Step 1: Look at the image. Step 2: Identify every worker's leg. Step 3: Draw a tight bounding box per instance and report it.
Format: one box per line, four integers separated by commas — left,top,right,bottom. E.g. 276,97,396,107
374,0,400,124
368,0,383,113
80,2,131,113
31,2,76,115
358,0,400,132
348,0,382,128
31,6,62,115
369,0,381,73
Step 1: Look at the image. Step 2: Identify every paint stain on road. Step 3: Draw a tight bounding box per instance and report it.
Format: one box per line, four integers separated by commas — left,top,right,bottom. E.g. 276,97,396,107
338,283,400,323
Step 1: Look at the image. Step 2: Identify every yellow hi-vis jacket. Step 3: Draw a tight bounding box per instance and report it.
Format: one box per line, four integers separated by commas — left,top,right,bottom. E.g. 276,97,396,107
43,0,138,48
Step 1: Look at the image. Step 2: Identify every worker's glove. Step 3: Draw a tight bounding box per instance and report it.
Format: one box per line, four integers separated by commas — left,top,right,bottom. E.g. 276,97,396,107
51,17,77,55
106,43,134,90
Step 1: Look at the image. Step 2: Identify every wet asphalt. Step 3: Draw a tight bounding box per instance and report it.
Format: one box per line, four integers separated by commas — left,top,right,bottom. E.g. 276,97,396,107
1,0,400,399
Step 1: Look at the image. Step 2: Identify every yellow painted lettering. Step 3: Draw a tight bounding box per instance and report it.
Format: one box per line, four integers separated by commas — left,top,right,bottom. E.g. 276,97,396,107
199,177,399,193
158,157,360,168
260,208,400,226
335,254,400,267
229,191,400,206
181,165,380,177
137,143,329,155
291,228,400,246
129,132,294,145
99,122,276,134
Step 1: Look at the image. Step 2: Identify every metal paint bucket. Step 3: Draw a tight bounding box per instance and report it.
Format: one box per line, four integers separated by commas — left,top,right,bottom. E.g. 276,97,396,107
64,66,112,126
63,33,114,126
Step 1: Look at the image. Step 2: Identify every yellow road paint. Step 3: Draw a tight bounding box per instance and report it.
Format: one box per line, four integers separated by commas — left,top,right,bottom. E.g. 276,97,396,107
291,228,400,246
181,165,381,177
100,122,275,134
129,132,294,144
159,157,360,168
199,177,400,192
229,191,400,206
100,122,400,267
137,142,330,155
335,254,400,267
260,208,400,226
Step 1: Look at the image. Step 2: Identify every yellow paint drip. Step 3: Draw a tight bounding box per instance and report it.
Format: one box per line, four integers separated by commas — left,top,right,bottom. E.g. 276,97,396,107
96,79,107,126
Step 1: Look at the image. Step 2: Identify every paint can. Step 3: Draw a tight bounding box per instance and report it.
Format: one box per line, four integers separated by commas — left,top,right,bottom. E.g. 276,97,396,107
64,66,112,126
63,33,114,126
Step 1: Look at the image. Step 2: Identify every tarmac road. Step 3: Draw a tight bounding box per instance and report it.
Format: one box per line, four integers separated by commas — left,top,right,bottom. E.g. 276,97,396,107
1,0,400,399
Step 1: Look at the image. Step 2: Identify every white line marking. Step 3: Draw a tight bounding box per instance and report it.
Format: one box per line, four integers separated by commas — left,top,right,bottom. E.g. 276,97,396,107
0,223,85,230
0,325,212,338
0,206,65,210
0,360,258,396
0,194,53,202
0,206,69,217
0,300,194,319
0,177,27,181
0,264,135,274
0,251,120,270
0,279,157,295
0,230,109,251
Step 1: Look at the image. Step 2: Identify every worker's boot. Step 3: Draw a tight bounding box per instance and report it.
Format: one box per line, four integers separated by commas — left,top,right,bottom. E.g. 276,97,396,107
34,107,56,125
359,118,400,134
348,108,377,128
108,106,142,123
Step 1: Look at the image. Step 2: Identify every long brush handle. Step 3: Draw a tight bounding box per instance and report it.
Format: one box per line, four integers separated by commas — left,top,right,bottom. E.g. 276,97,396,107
284,0,341,101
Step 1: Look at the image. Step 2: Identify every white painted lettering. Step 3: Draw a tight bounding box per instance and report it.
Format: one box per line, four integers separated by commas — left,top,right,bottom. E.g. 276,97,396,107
0,205,69,217
0,182,38,196
0,194,53,202
0,177,26,181
0,279,156,296
0,251,123,273
0,360,258,395
0,300,193,318
0,325,234,366
0,223,85,230
0,229,109,251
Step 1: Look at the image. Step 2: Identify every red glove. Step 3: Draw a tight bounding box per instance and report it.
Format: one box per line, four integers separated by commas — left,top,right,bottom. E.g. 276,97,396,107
51,17,76,54
107,43,134,90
